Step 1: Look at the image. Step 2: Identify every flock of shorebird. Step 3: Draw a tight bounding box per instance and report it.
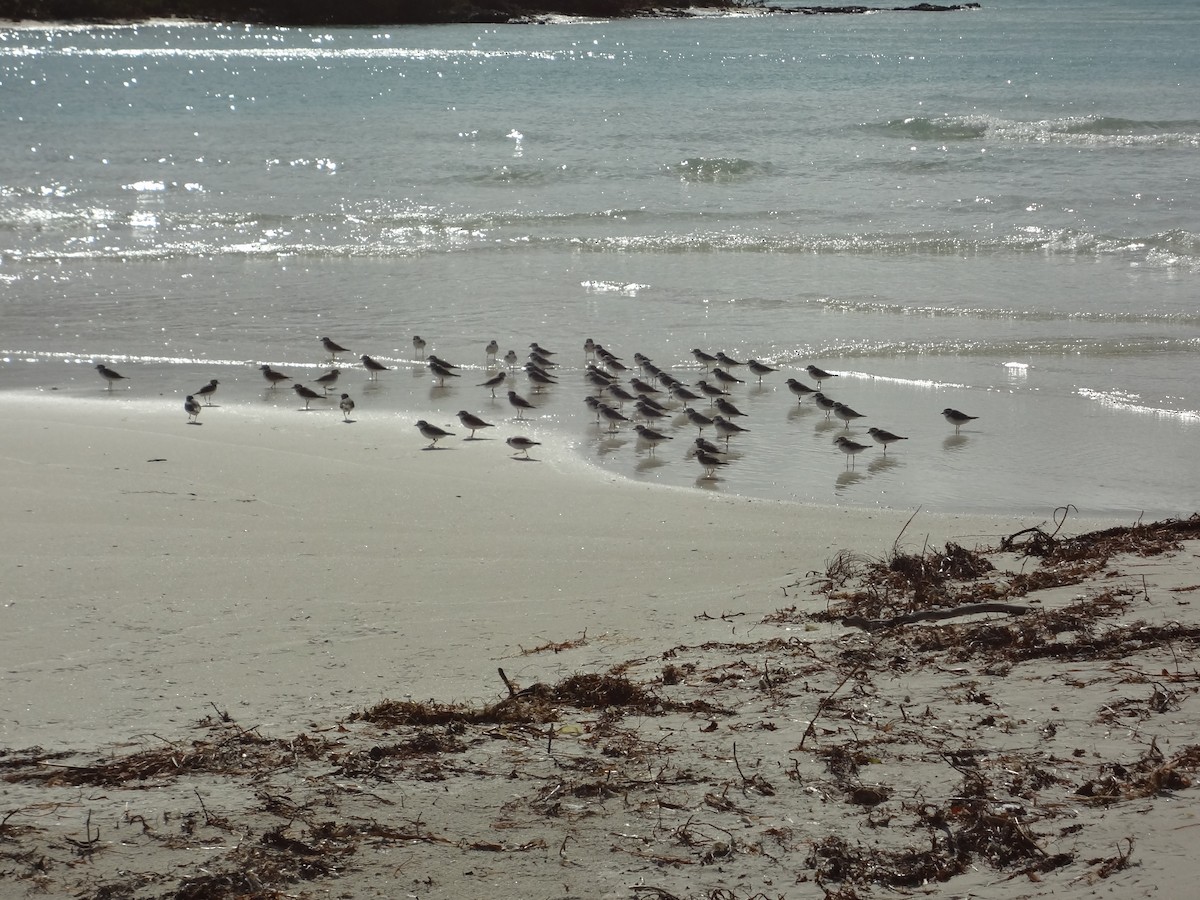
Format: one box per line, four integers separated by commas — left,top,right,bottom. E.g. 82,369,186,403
95,334,979,476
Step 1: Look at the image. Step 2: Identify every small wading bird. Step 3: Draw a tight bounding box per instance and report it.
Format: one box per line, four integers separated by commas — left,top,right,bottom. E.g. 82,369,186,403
260,364,291,388
339,393,355,421
415,419,454,448
412,335,427,359
747,359,777,383
942,408,978,435
195,379,219,405
506,435,541,459
834,435,871,468
456,410,495,439
507,390,536,420
314,368,340,393
361,355,390,380
634,424,673,455
867,426,908,454
806,364,836,388
478,371,507,397
96,364,128,390
833,402,865,429
786,378,816,400
695,449,727,480
184,395,201,423
321,336,350,359
292,383,323,410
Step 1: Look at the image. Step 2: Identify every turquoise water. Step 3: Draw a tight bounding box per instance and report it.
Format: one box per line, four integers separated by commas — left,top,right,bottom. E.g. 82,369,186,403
1,0,1197,516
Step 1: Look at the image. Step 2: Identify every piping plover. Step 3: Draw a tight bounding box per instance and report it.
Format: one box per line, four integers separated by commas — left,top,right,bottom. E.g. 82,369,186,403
361,355,390,379
456,410,495,439
339,393,355,421
292,383,323,409
942,408,978,434
834,435,870,467
96,364,128,390
806,364,836,387
195,379,219,405
506,435,541,459
415,419,454,448
867,426,908,454
184,395,201,423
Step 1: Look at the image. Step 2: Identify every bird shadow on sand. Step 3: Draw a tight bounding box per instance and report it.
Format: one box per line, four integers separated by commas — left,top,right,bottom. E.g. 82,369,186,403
341,419,356,424
463,436,495,442
421,446,452,451
510,455,540,463
943,434,971,452
186,421,203,426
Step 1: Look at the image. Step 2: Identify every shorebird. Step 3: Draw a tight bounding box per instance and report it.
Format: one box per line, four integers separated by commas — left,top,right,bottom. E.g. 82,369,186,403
712,415,750,446
813,392,837,418
427,354,458,371
313,368,340,393
599,404,631,432
634,424,673,455
361,355,390,379
696,380,730,404
806,364,836,388
670,383,703,405
711,367,745,387
96,364,128,390
260,364,291,388
584,338,596,360
714,397,747,419
339,393,355,421
635,399,670,422
506,435,541,459
412,335,427,359
834,435,871,468
184,395,201,423
747,359,777,383
867,426,908,454
694,436,725,457
478,371,507,397
786,378,816,401
456,410,495,439
507,389,536,420
715,351,744,368
415,419,454,448
504,349,518,370
630,377,660,396
943,408,978,435
428,360,460,386
292,383,323,410
524,365,557,392
833,402,865,429
696,449,728,479
195,379,219,405
530,342,556,358
485,339,499,363
605,384,636,406
321,336,349,359
684,407,714,435
692,348,719,369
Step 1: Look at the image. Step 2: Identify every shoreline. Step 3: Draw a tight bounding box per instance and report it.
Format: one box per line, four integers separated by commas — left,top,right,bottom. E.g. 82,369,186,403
3,391,1198,898
0,4,983,29
1,390,1047,753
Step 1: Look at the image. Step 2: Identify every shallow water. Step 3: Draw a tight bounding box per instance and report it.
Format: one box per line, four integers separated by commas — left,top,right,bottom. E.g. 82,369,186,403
2,0,1198,517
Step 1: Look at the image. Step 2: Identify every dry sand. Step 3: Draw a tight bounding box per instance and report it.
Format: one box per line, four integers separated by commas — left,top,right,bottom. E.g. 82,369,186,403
2,392,1198,898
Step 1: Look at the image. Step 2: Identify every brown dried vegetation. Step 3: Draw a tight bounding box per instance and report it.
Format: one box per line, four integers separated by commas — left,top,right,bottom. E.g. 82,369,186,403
2,515,1199,898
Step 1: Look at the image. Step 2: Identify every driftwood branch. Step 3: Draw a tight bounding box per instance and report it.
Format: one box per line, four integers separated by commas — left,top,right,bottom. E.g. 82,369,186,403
842,602,1030,632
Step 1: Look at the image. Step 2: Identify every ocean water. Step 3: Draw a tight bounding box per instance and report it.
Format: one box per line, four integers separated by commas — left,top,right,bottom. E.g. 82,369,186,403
1,0,1197,518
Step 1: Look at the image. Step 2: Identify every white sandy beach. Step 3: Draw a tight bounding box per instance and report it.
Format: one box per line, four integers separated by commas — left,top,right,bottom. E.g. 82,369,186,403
1,391,1032,751
3,391,1198,899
